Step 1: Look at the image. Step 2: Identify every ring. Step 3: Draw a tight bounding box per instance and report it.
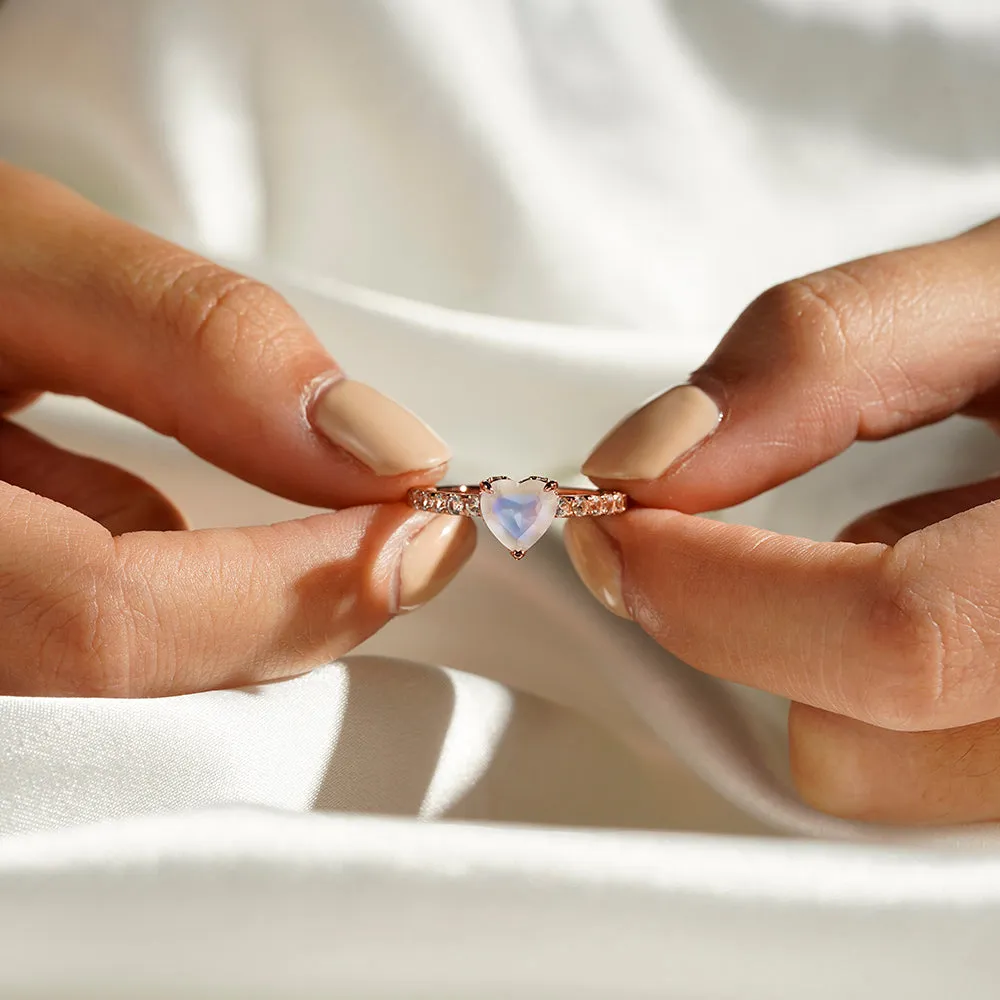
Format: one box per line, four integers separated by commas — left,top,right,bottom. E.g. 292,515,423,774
408,476,628,559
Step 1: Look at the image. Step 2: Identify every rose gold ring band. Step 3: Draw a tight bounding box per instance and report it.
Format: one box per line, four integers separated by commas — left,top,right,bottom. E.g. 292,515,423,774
407,480,628,518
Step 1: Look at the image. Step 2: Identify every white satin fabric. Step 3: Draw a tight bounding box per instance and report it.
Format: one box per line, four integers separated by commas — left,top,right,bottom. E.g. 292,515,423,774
4,0,1000,995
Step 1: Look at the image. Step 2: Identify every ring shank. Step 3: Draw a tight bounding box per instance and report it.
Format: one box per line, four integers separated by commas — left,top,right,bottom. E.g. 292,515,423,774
407,483,628,518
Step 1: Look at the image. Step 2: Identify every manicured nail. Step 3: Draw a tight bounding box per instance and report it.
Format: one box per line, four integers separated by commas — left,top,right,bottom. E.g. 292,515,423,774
582,384,721,481
313,379,450,476
563,518,630,619
397,515,477,612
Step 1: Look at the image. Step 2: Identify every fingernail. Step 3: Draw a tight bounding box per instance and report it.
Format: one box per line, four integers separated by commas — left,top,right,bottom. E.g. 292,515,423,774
313,379,450,476
582,384,721,481
563,518,631,619
397,514,477,612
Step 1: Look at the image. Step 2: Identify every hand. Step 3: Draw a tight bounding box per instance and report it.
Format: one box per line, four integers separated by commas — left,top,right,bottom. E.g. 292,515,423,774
566,218,1000,825
0,163,475,697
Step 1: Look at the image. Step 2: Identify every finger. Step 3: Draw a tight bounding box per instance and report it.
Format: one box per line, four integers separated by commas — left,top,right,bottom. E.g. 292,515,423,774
0,419,185,533
0,483,476,697
582,218,1000,511
0,163,448,508
564,500,1000,733
790,702,1000,825
837,477,1000,544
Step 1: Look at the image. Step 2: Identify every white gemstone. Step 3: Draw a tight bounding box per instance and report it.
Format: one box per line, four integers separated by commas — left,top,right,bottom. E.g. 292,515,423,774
479,478,559,555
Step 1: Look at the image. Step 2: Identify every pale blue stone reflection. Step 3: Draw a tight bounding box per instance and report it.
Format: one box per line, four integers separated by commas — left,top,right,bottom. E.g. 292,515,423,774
493,495,543,541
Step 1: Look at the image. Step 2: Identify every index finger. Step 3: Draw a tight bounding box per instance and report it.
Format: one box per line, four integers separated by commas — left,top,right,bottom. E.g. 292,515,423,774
583,218,1000,512
0,163,448,508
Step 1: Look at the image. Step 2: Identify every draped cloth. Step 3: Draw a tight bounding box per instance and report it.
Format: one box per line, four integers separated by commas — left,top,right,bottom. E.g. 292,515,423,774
3,1,1000,995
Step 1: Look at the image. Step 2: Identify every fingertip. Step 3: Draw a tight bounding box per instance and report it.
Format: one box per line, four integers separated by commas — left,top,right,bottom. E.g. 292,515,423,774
311,377,451,479
0,419,188,535
580,384,722,487
396,513,477,613
789,704,1000,825
563,517,631,619
788,703,879,821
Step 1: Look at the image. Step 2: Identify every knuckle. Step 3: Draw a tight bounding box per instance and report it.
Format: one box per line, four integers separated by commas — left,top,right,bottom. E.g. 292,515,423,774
128,258,319,438
742,272,873,372
158,264,293,363
859,549,952,731
0,543,131,696
713,263,947,438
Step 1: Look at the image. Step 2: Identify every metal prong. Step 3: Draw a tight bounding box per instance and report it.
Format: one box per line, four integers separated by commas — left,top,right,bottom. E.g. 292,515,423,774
480,475,511,493
518,475,560,492
510,550,525,560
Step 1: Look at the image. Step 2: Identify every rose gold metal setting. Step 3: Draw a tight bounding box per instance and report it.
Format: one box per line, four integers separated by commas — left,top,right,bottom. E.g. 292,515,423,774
406,479,628,519
479,476,507,494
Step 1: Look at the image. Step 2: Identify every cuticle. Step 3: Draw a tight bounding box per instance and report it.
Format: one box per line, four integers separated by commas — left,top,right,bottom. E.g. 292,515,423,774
687,372,728,426
588,517,635,618
301,369,346,427
391,511,437,615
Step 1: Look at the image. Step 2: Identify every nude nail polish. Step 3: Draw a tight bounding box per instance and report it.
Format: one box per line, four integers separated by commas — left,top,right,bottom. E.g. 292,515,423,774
563,518,631,619
313,379,450,476
582,384,721,482
397,515,477,612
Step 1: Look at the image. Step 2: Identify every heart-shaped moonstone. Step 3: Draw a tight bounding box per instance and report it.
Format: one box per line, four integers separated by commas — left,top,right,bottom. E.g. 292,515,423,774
479,478,559,556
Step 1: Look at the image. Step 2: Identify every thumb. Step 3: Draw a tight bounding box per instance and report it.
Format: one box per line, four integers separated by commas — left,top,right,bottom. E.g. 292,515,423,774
0,481,475,697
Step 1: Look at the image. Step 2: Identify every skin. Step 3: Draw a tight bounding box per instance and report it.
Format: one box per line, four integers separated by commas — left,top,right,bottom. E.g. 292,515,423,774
0,163,454,697
9,156,999,825
579,217,1000,825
